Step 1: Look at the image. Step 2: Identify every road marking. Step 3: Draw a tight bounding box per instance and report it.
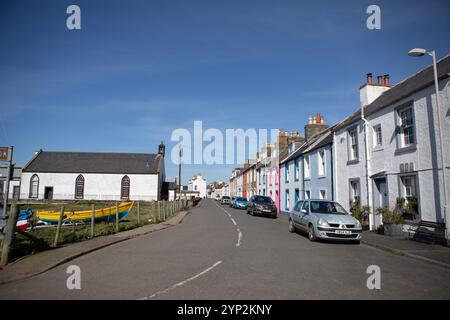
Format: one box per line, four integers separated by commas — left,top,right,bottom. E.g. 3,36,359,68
213,200,243,247
139,261,223,300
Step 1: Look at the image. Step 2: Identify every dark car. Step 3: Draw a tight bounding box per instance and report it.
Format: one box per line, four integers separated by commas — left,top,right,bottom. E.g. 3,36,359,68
247,195,277,218
220,196,231,205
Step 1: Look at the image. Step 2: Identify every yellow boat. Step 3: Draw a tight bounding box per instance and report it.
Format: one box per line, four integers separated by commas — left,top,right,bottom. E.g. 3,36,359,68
36,202,134,224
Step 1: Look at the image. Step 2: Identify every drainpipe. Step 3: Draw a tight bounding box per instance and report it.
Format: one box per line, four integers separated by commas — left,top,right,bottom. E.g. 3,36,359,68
361,106,375,230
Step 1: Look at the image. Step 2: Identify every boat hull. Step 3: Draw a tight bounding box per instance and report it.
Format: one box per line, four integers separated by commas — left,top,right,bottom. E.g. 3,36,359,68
36,202,134,224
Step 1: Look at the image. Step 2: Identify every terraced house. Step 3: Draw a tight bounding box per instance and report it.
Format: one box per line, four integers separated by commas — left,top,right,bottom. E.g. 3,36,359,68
335,56,450,239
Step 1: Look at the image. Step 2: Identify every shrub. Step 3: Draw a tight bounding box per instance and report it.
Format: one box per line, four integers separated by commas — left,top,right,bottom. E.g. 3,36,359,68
380,207,405,225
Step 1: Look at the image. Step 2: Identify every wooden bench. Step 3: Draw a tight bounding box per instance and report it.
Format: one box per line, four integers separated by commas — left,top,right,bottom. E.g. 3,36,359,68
412,220,447,245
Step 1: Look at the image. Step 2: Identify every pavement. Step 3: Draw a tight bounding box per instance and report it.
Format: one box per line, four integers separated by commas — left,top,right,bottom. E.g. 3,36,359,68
1,199,450,299
361,231,450,270
0,210,189,285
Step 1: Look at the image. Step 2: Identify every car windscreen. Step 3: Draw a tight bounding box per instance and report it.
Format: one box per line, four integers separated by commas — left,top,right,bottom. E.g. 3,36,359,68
254,196,273,204
222,196,230,199
236,197,247,201
310,201,348,215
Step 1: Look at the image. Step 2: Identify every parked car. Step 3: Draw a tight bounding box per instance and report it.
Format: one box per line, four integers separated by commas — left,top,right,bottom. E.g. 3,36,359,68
288,199,362,243
232,197,248,209
221,196,231,205
229,196,237,207
247,195,277,218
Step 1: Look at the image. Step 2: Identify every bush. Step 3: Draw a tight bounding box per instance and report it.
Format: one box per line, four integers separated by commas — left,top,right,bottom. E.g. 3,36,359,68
380,208,405,225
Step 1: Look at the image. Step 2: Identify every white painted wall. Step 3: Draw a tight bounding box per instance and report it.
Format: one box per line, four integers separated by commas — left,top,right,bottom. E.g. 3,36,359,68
188,175,207,198
20,172,160,201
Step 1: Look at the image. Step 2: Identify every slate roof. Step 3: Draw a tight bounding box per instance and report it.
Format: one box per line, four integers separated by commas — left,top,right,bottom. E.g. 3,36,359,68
23,151,163,174
335,54,450,130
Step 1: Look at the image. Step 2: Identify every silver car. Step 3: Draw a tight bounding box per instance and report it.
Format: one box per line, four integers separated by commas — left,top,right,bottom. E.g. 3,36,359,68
288,199,362,243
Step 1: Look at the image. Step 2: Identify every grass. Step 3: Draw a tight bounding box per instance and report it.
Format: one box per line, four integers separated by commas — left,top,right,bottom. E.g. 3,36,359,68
8,200,186,263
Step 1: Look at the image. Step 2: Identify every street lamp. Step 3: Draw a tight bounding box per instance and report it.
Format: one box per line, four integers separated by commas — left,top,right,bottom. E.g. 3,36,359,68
409,48,449,245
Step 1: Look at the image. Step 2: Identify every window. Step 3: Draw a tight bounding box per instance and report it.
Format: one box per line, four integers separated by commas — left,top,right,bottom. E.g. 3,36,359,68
318,150,325,176
305,190,311,200
373,125,382,147
75,175,84,199
304,156,310,179
121,175,130,200
401,175,417,202
285,163,290,183
320,189,326,200
349,180,360,204
294,159,299,181
285,190,290,211
399,107,415,147
348,129,358,160
294,188,299,205
29,174,39,198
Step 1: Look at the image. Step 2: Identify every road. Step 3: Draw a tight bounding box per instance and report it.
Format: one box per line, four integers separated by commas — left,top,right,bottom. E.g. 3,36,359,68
1,199,450,299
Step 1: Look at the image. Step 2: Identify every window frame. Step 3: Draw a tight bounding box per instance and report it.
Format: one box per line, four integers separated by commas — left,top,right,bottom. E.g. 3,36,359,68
75,174,85,200
29,174,39,199
121,175,131,200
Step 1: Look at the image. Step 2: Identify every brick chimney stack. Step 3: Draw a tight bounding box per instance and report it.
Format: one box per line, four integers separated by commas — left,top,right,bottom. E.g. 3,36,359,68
304,113,328,141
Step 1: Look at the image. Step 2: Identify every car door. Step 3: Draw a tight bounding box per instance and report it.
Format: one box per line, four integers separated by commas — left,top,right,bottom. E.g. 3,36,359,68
298,200,310,230
292,200,304,227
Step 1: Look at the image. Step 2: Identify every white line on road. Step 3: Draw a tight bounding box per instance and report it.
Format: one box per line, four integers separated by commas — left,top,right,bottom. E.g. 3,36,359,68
139,261,223,300
213,200,243,248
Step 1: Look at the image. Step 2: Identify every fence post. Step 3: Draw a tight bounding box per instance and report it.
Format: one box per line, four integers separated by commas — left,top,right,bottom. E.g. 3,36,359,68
157,201,161,222
0,202,19,267
90,204,95,238
137,201,140,223
115,202,119,232
53,205,65,247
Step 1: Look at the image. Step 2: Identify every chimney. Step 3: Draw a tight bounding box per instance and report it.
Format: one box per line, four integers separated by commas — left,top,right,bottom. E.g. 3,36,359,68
360,73,393,107
304,113,329,141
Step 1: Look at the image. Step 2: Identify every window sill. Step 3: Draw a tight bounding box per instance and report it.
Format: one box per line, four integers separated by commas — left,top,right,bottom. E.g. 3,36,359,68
318,175,327,179
304,177,311,181
347,159,359,165
395,145,417,155
372,147,384,153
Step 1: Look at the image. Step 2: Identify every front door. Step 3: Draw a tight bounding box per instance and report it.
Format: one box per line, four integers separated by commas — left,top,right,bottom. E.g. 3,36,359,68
13,186,20,201
44,187,53,200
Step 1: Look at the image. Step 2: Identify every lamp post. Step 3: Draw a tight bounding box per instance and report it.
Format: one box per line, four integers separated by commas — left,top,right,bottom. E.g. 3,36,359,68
409,48,449,244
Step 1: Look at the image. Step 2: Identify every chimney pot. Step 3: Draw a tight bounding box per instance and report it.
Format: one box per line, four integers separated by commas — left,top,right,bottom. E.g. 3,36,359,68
383,74,390,86
377,76,383,85
367,73,373,85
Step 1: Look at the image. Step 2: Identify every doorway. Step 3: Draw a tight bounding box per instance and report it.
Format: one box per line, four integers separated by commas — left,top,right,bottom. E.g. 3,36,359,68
44,187,54,200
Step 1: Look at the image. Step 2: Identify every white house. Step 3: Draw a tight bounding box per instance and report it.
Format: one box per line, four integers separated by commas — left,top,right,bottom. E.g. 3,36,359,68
1,165,22,202
334,56,450,241
20,143,167,201
188,174,207,198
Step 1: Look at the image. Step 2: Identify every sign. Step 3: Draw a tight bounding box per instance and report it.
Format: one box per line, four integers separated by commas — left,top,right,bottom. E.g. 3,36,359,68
0,147,10,161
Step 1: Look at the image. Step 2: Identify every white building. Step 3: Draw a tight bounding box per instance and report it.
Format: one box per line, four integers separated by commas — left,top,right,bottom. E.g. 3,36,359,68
188,174,207,198
334,56,450,240
19,143,166,201
1,165,22,202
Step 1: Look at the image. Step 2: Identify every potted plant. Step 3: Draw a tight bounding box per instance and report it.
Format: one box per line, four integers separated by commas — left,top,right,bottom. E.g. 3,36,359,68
381,207,405,237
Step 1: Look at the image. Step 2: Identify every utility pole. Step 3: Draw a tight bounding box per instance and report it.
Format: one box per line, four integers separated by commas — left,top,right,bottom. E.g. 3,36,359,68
1,146,13,220
178,145,182,200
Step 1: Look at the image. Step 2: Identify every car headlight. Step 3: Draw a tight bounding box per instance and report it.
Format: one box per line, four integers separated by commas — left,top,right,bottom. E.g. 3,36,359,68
317,218,330,227
354,220,361,228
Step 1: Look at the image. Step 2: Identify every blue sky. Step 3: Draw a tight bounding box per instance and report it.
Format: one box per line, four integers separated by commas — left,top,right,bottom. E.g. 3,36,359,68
1,0,449,184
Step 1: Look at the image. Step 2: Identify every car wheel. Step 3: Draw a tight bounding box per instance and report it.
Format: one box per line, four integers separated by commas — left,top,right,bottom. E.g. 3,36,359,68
308,225,317,241
288,219,295,233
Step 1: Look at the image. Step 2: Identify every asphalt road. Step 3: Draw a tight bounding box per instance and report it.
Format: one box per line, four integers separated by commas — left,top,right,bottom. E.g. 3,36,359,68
1,199,450,299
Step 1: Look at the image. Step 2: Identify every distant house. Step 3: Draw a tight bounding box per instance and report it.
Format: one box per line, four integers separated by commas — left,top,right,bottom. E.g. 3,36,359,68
188,174,207,198
20,143,166,201
0,165,22,202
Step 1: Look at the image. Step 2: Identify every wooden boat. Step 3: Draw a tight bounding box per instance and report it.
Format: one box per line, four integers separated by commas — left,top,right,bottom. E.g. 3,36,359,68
36,202,134,224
